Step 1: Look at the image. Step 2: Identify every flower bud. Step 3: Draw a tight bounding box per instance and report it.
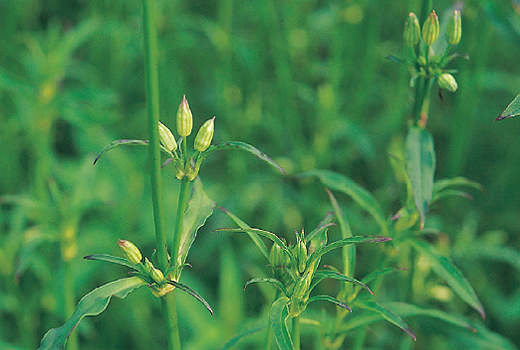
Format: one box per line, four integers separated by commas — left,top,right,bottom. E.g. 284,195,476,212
176,95,193,137
422,11,439,46
437,73,458,92
118,239,142,265
158,121,177,152
403,13,421,47
445,10,461,46
194,117,215,152
295,239,307,274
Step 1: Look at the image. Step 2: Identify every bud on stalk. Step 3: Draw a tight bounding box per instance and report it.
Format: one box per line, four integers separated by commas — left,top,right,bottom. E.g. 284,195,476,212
422,11,439,46
158,121,177,152
437,73,458,92
118,240,142,265
176,95,193,137
404,13,421,47
445,10,461,46
194,117,215,152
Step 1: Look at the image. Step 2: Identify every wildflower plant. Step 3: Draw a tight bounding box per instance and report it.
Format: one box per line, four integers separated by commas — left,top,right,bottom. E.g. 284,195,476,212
35,0,284,348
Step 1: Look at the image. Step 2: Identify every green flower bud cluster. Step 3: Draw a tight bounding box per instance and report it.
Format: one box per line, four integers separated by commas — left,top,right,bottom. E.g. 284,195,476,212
117,239,175,297
158,95,216,181
402,10,464,95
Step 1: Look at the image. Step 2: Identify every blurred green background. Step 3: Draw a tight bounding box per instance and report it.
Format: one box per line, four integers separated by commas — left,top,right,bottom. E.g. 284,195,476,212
1,0,520,349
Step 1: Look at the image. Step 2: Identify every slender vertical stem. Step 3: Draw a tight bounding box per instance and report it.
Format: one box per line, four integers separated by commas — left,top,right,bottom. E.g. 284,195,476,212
292,314,301,350
141,0,181,349
172,177,191,266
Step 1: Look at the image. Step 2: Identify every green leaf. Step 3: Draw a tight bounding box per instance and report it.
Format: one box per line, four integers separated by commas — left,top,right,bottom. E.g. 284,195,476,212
409,238,485,318
217,207,269,259
495,93,520,121
383,302,476,332
219,326,265,350
83,254,137,270
406,126,436,229
270,296,294,350
312,270,373,294
93,139,149,164
299,170,389,235
202,141,285,174
325,188,355,278
361,267,407,286
309,235,391,266
305,211,334,248
433,177,482,193
244,277,289,297
37,277,146,350
354,300,416,340
176,177,216,268
166,279,213,315
214,227,296,268
307,295,352,312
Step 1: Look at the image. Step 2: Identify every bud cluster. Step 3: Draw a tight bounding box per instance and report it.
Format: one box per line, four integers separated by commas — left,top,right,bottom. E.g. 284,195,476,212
158,95,216,181
402,10,463,94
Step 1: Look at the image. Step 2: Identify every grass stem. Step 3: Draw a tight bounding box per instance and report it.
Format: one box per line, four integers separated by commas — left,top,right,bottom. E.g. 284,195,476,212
141,0,181,348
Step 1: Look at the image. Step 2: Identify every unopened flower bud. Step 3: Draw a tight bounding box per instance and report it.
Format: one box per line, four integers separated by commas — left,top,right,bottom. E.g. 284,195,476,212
445,10,461,45
295,239,307,274
422,11,439,46
404,13,421,47
437,73,458,92
158,121,177,152
194,117,215,152
118,240,142,265
176,95,193,137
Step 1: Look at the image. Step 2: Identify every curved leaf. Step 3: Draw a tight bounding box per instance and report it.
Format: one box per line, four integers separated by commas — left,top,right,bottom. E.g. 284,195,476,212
309,236,391,266
93,139,149,165
83,254,137,270
214,227,296,268
312,270,373,294
299,170,389,235
176,177,216,268
354,300,416,340
244,277,289,297
383,302,475,332
406,126,436,230
495,93,520,121
433,177,482,193
37,277,146,350
218,207,269,259
166,279,213,315
409,238,485,319
270,296,294,350
202,141,285,174
219,326,265,350
307,295,352,312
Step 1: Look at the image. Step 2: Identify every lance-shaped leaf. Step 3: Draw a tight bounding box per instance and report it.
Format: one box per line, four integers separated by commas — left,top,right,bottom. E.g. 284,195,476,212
83,254,137,270
219,326,265,350
409,238,485,319
201,141,285,174
244,277,289,297
299,170,389,235
218,207,269,259
93,139,149,164
495,93,520,121
166,279,213,315
37,277,146,350
383,302,476,332
176,177,215,268
270,296,294,350
308,236,391,267
307,295,352,312
214,227,296,269
305,211,334,251
406,126,436,229
354,300,416,340
312,270,373,295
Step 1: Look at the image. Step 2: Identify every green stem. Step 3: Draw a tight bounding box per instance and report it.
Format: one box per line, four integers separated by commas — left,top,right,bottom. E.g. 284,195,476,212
292,314,301,350
141,0,181,349
172,177,191,266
